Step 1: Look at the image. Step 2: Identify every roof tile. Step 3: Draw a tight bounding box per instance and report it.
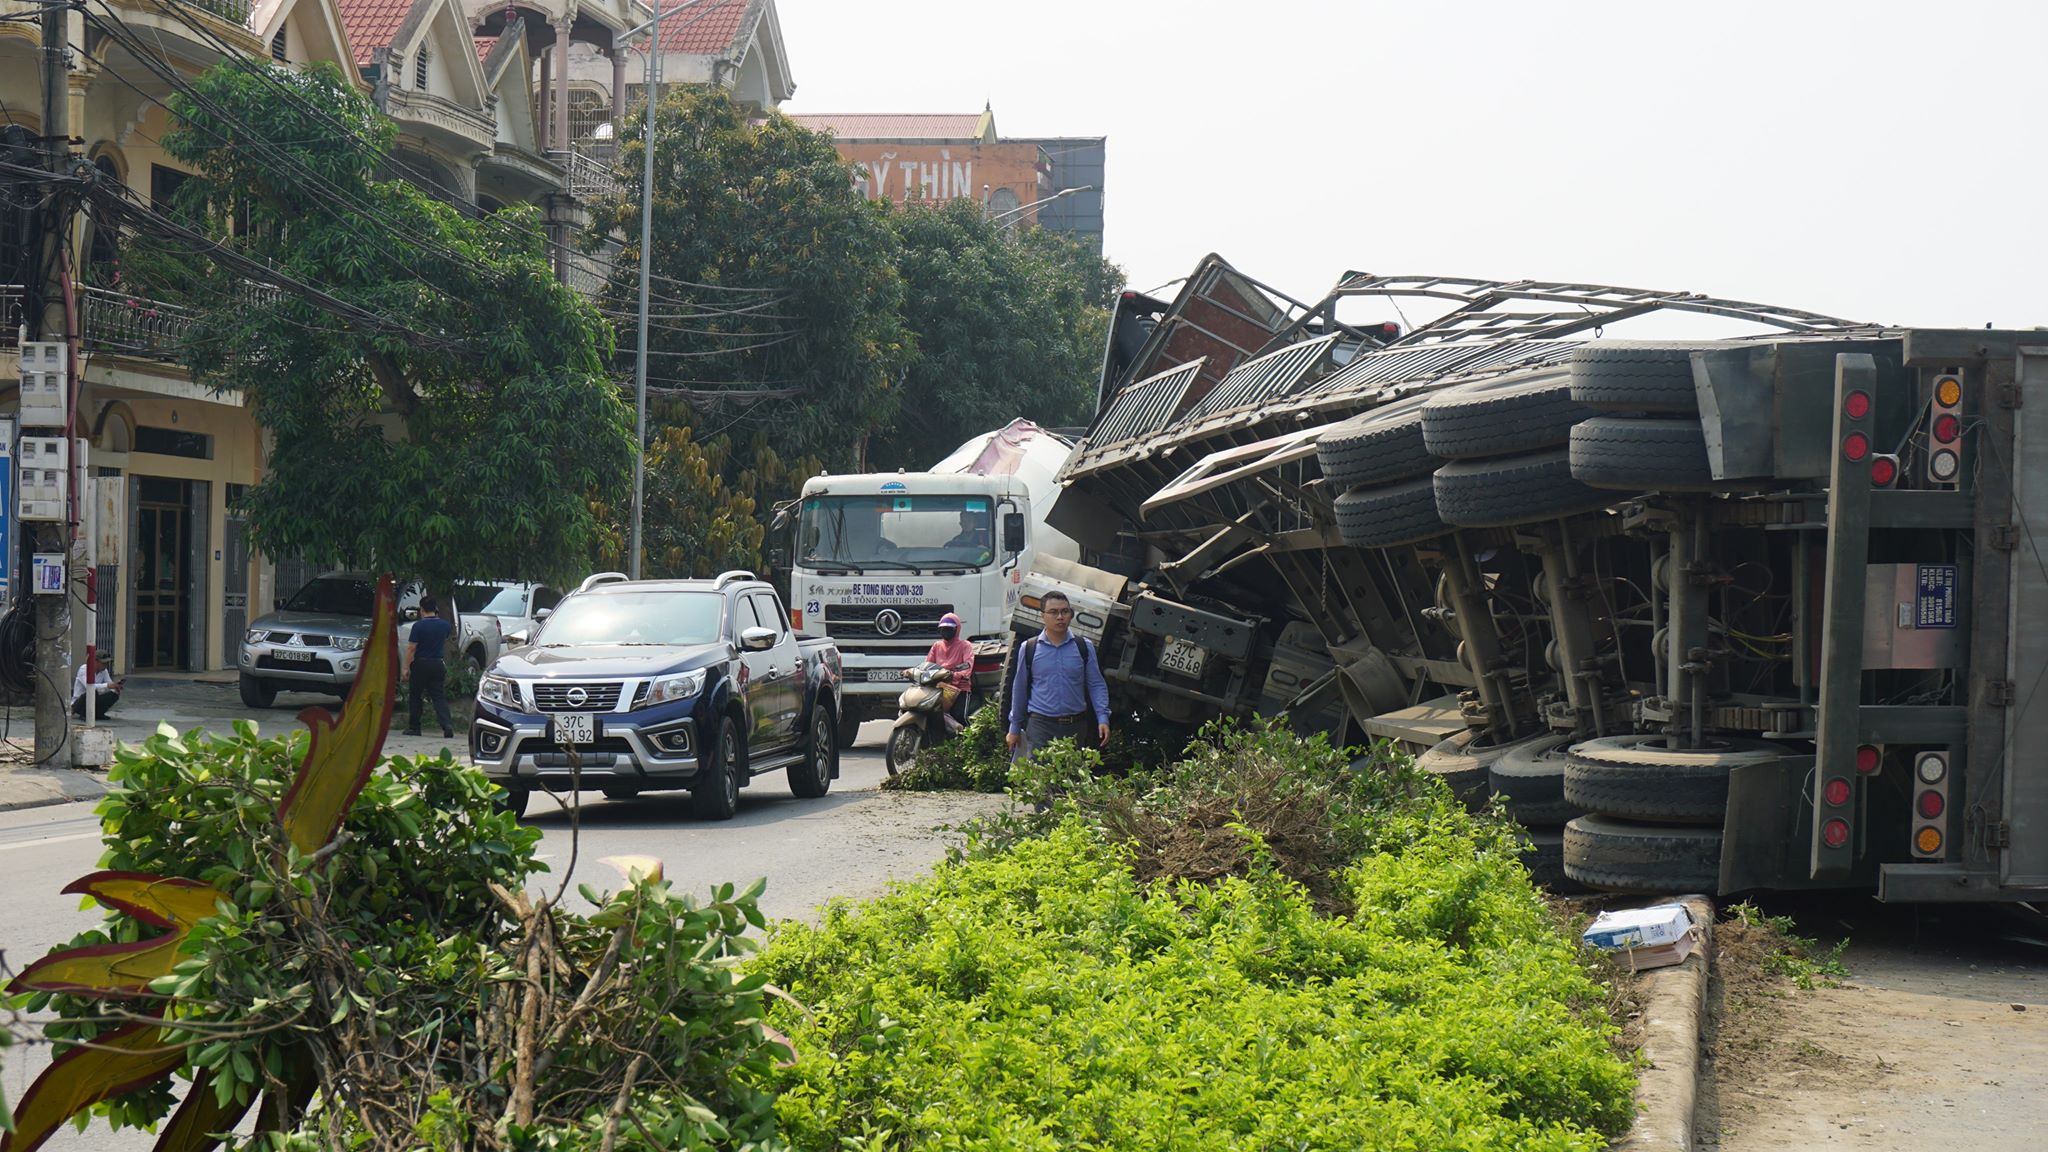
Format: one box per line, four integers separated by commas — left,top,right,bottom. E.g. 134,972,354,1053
654,0,750,55
788,113,985,141
336,0,417,66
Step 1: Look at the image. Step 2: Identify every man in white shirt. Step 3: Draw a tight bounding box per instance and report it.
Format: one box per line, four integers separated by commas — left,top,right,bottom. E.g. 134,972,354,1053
72,659,123,720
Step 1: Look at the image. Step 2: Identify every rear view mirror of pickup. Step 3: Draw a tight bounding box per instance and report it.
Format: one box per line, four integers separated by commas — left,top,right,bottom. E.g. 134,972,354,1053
739,626,778,651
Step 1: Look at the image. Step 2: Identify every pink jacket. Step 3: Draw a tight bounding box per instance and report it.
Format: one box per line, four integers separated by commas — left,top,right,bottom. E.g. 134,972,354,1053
926,636,974,692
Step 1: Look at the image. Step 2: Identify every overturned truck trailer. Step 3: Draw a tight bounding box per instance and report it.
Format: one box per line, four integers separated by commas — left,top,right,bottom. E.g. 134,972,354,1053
1020,257,2048,900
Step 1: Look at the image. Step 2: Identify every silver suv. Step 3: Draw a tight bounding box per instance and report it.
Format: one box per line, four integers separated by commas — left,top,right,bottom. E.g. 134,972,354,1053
237,572,379,707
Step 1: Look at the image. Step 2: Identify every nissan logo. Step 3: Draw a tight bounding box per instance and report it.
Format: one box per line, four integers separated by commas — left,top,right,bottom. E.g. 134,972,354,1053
874,609,903,636
565,686,589,708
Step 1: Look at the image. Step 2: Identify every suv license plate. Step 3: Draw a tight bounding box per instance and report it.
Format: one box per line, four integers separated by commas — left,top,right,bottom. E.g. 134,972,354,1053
1159,638,1207,679
271,649,314,663
553,713,596,745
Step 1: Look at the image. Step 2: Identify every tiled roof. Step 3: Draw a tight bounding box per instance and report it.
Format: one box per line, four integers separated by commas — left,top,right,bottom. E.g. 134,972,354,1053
789,113,985,140
336,0,415,66
474,34,495,61
654,0,751,55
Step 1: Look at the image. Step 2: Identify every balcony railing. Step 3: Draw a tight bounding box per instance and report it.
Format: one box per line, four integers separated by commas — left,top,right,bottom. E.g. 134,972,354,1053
548,146,624,203
0,282,193,360
188,0,252,23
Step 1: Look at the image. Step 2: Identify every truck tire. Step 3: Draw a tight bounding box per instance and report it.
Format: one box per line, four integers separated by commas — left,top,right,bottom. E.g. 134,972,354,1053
239,673,277,710
1568,345,1700,414
1433,449,1613,528
1569,416,1717,491
1420,373,1591,460
1333,476,1450,549
1489,734,1585,828
691,716,743,820
1316,402,1434,489
1563,733,1787,825
836,700,865,750
1563,814,1721,893
1417,728,1541,804
790,707,835,798
1519,828,1588,893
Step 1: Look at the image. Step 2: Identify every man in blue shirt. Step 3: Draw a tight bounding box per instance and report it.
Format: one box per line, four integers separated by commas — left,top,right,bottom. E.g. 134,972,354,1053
1006,590,1111,759
403,594,455,739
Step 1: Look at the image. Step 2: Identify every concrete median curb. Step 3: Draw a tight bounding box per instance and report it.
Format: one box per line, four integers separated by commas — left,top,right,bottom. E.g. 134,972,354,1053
1611,893,1714,1152
0,766,108,813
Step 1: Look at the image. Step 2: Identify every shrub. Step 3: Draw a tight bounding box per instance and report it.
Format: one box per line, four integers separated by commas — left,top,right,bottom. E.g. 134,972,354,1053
757,821,1635,1150
882,702,1010,792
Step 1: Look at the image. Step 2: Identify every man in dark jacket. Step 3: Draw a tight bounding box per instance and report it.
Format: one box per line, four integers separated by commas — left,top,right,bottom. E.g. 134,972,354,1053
403,595,455,738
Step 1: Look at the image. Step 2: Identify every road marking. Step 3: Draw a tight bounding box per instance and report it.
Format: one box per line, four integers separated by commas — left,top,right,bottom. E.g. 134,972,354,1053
0,830,102,852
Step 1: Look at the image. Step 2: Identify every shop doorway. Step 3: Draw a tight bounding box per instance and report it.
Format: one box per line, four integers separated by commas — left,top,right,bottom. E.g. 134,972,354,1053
131,477,193,670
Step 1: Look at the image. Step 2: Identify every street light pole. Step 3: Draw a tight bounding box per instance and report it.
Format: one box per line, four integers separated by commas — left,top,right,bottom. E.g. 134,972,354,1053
987,184,1092,228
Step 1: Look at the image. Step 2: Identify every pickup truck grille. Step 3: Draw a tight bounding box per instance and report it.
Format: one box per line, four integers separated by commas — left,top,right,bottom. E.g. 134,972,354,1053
532,682,624,712
824,603,956,642
264,631,332,647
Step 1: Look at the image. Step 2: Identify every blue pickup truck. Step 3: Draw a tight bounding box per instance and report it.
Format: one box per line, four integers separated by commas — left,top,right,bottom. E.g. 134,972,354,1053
470,571,844,819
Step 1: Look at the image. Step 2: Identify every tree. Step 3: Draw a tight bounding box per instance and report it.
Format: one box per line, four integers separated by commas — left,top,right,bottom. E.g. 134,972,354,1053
124,62,632,596
591,425,762,578
599,86,909,472
867,198,1126,470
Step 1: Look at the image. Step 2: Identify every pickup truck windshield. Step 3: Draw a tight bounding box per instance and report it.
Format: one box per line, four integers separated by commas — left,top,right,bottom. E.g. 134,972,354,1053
798,494,994,570
538,591,725,647
286,577,375,617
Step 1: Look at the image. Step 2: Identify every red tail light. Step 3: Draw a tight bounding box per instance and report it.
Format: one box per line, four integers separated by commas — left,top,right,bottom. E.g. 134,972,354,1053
1842,431,1871,462
1933,413,1961,443
1854,744,1882,774
1917,790,1946,819
1824,777,1852,806
1844,390,1872,419
1821,818,1851,849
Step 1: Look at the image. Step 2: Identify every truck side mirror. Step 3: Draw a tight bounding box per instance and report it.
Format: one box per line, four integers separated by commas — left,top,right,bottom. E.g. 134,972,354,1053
1003,511,1026,553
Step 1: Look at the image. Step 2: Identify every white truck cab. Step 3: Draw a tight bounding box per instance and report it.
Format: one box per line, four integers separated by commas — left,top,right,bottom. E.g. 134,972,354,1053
788,421,1078,739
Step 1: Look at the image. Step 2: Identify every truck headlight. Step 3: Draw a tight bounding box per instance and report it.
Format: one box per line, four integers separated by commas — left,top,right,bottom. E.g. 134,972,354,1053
646,669,706,706
244,629,266,645
477,674,522,708
333,636,366,651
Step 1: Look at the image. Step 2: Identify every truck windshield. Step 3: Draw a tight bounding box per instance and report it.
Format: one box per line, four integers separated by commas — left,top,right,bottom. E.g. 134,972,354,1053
285,577,375,617
538,591,724,647
798,494,994,569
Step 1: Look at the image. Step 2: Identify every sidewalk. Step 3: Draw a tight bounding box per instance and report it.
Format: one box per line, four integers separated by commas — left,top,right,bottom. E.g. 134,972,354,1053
0,678,470,813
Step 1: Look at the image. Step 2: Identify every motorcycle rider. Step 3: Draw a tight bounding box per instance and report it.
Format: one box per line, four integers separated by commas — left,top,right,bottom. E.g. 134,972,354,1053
925,611,974,729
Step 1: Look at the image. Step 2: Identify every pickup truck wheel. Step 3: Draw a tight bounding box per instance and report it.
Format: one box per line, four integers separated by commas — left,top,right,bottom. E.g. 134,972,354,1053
1434,449,1614,528
239,674,277,710
493,784,530,820
1316,398,1435,489
691,718,742,821
1563,814,1721,893
1568,344,1701,414
466,648,486,677
1420,372,1593,460
1563,733,1787,825
1489,734,1586,828
1333,476,1451,549
600,785,639,801
790,709,835,798
1569,416,1722,491
884,725,921,778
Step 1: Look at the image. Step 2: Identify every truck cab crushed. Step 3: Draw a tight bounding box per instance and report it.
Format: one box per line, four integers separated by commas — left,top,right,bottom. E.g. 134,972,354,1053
1024,258,2045,901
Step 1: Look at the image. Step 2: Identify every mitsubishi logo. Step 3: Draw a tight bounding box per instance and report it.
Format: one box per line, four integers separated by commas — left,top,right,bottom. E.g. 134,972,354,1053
874,609,902,637
565,686,589,708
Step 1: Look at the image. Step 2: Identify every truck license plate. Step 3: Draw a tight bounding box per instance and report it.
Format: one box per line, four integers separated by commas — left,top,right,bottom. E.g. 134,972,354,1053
553,713,596,745
1159,638,1207,679
866,669,907,683
271,648,313,663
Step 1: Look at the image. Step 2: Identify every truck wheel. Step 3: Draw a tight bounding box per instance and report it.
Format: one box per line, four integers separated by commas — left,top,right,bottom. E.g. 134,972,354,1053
1569,416,1719,491
1568,344,1700,414
1563,814,1721,893
239,674,277,710
1416,728,1539,804
790,708,835,798
691,717,742,821
1489,734,1585,828
836,704,864,750
1563,733,1787,825
1519,828,1588,893
1333,476,1450,549
466,648,487,677
1316,399,1434,489
1420,372,1592,460
1434,449,1614,528
884,725,921,778
493,783,531,819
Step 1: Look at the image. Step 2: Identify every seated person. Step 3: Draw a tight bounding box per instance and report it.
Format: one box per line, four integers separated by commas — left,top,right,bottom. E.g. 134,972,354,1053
925,613,974,728
945,511,990,559
71,659,122,720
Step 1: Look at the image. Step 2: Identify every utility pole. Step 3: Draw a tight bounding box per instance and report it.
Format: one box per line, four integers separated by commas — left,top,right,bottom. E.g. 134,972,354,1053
29,0,74,765
627,0,661,579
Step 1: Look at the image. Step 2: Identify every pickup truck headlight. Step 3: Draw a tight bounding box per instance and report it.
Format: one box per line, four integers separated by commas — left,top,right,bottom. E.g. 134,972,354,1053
645,669,706,707
333,636,366,652
244,629,266,645
477,674,522,708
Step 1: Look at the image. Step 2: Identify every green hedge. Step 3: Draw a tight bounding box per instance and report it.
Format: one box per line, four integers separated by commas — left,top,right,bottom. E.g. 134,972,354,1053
757,770,1634,1148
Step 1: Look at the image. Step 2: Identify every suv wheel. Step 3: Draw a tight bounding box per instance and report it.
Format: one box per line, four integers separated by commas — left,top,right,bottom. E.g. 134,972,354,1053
239,673,277,710
494,784,531,819
691,716,743,820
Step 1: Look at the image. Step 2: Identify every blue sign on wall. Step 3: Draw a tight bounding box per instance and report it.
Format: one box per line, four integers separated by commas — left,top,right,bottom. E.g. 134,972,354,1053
1915,563,1958,629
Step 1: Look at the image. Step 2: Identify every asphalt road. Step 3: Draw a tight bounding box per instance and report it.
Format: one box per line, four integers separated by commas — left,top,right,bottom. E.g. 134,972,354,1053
0,715,1002,1149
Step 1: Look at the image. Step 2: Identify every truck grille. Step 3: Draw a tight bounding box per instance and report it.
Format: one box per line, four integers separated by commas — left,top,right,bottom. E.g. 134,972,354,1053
265,631,332,647
532,682,624,712
824,603,956,642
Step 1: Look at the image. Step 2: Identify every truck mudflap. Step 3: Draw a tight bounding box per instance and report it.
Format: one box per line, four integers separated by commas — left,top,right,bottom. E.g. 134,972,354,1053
1718,755,1867,893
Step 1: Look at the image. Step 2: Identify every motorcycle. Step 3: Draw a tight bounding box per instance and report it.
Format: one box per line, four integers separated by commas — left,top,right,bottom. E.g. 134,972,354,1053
885,661,966,776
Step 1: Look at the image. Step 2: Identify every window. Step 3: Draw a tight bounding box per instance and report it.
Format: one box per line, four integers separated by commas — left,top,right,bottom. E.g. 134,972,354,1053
414,50,429,91
798,494,996,569
270,27,287,63
133,426,213,460
751,594,788,634
150,164,190,215
87,156,121,275
534,591,724,647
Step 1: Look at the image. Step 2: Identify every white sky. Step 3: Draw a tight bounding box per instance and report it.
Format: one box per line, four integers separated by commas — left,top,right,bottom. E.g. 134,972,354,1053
778,0,2048,332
